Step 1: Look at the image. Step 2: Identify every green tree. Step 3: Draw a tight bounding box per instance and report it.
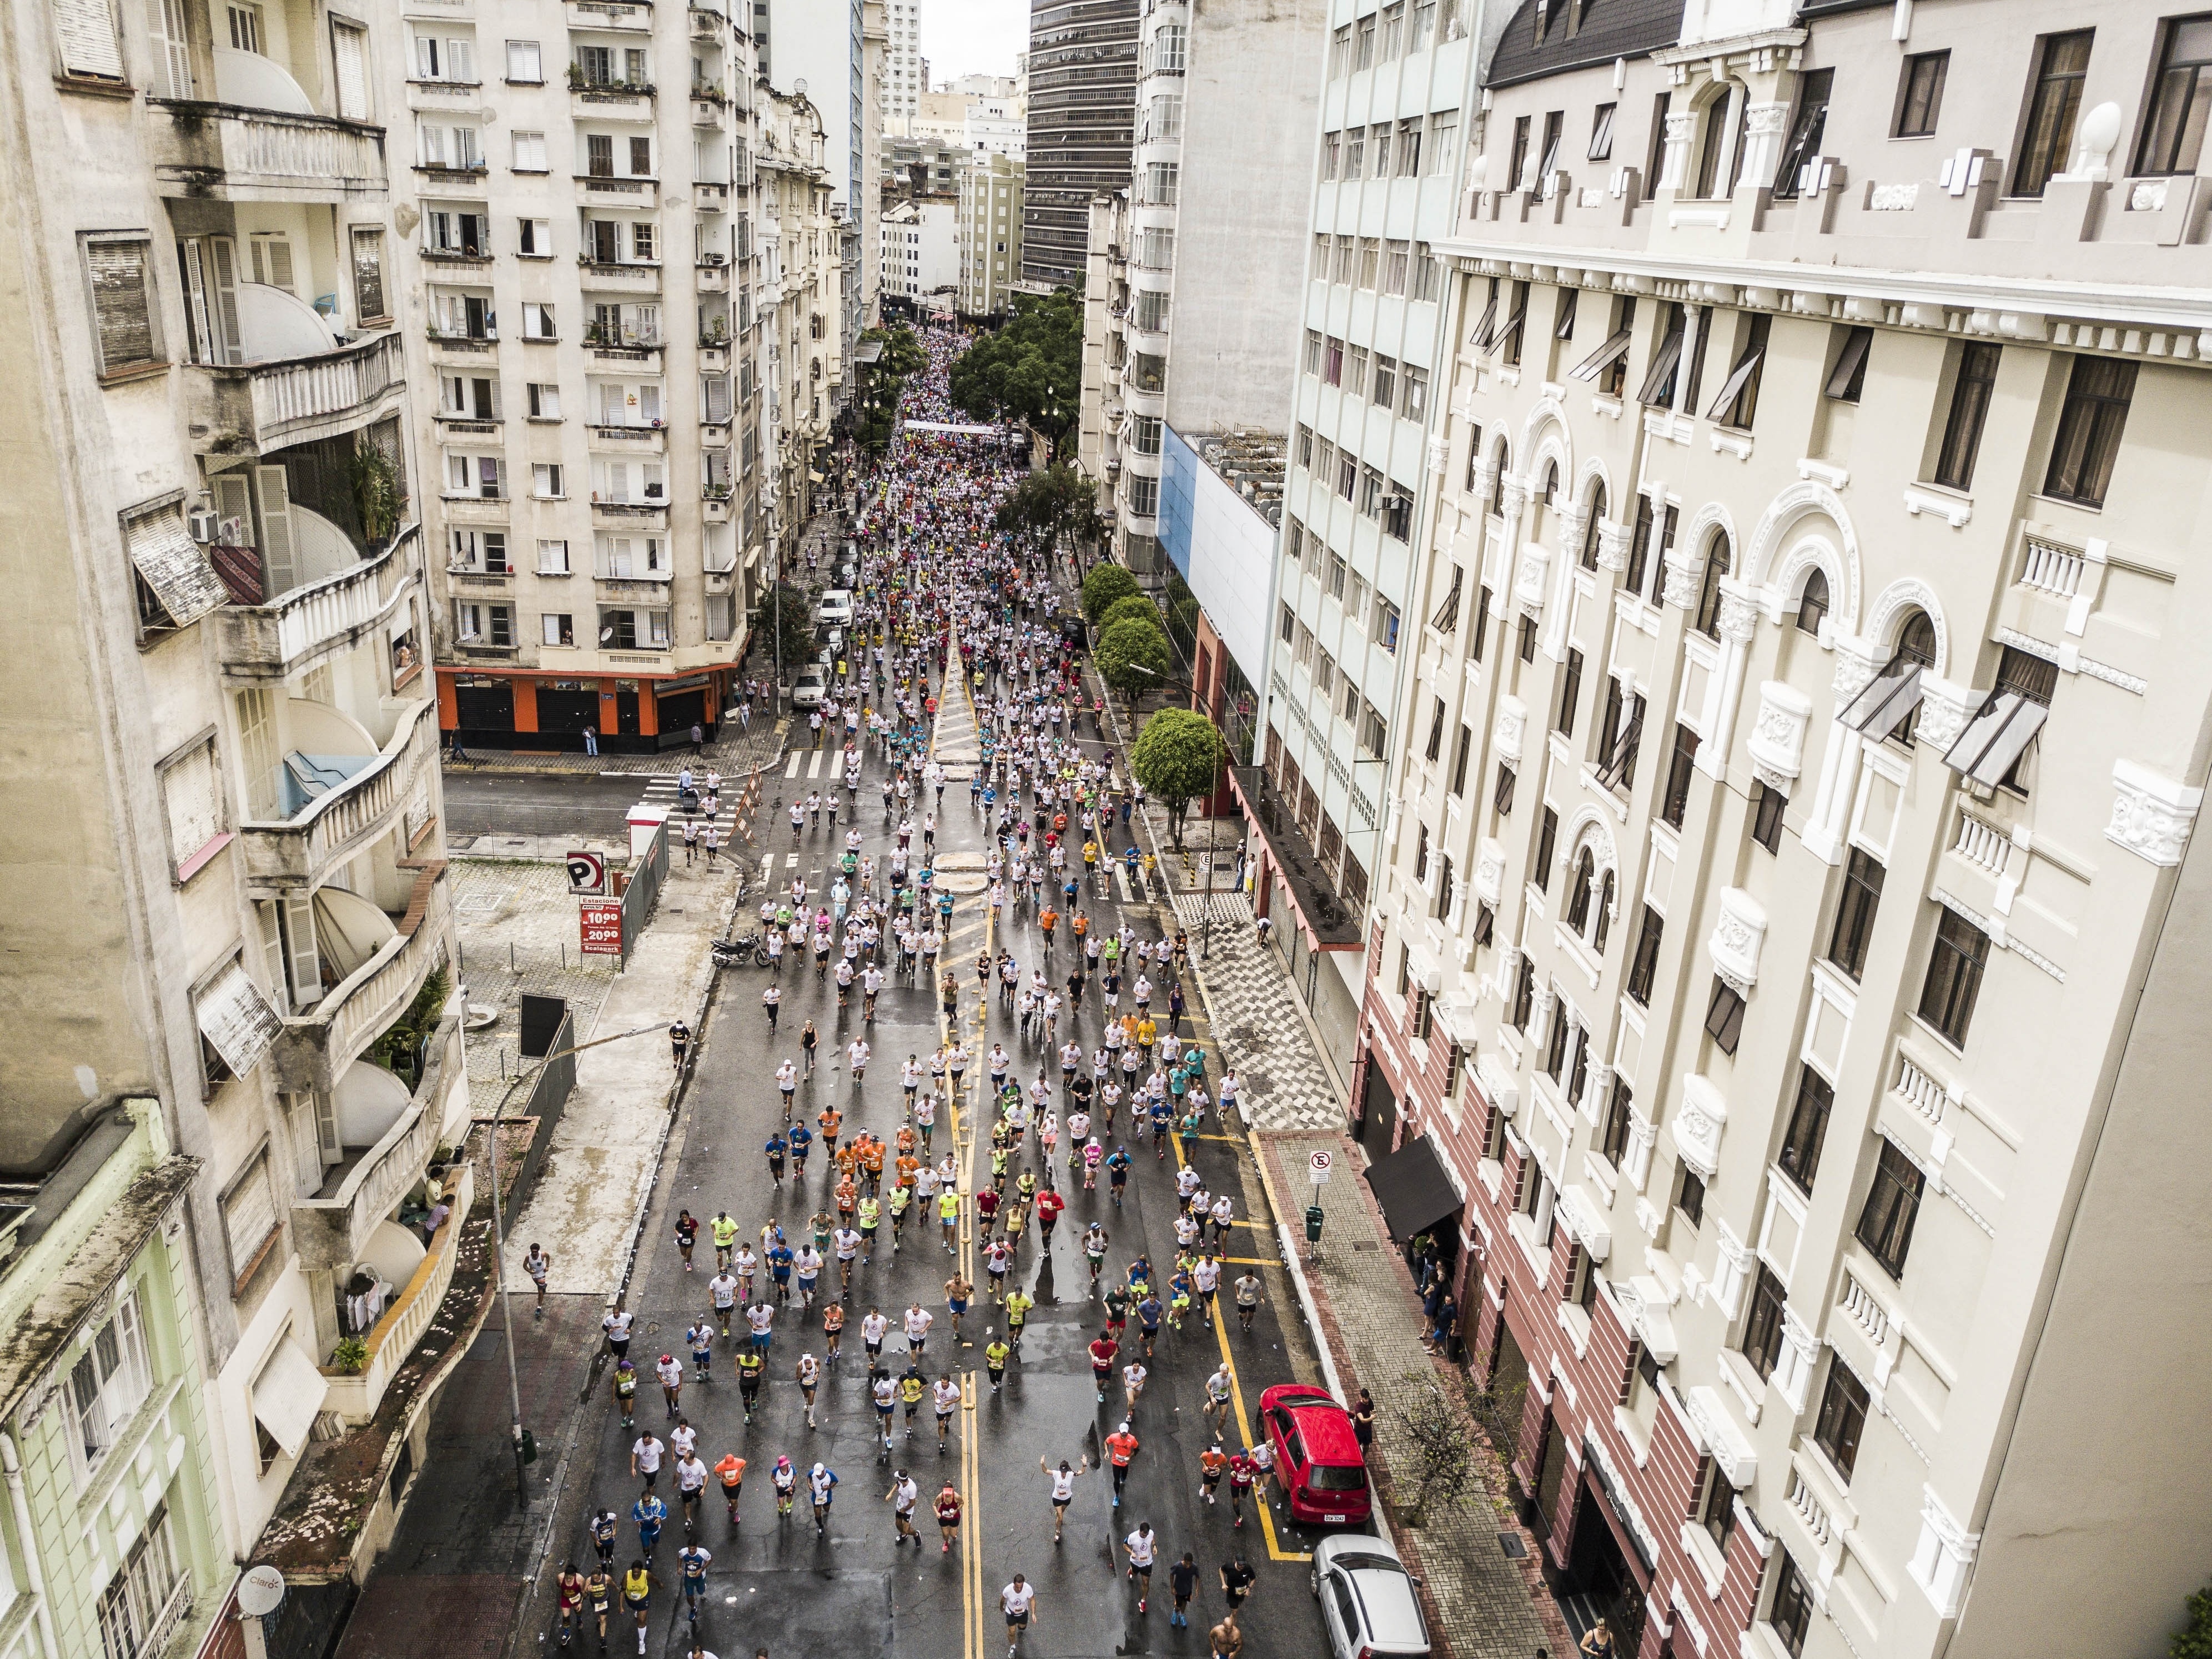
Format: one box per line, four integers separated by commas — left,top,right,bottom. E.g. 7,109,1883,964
1100,594,1162,635
750,581,815,682
2175,1581,2212,1659
949,290,1083,454
1081,561,1141,624
1098,614,1174,698
994,463,1102,551
1129,706,1222,846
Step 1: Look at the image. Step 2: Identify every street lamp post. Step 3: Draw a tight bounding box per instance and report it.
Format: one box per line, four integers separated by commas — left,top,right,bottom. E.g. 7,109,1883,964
483,1021,668,1501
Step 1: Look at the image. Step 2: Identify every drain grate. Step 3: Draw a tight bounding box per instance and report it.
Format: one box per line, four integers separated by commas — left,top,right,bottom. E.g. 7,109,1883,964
1499,1532,1526,1558
1353,1240,1380,1253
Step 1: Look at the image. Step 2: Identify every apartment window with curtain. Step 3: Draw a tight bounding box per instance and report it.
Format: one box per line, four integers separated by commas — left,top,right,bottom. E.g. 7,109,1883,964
1778,1065,1834,1193
1933,341,2000,490
1857,1140,1926,1280
1919,906,1990,1046
2013,31,2094,197
2138,17,2212,173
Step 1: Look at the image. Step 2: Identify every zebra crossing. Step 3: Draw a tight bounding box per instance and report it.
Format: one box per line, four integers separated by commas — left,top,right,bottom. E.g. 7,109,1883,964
639,773,737,839
780,744,860,782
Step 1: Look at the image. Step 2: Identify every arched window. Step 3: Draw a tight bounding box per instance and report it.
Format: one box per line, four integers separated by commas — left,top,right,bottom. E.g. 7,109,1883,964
1895,610,1937,669
1489,443,1511,518
1540,460,1560,508
1696,530,1732,638
1796,567,1831,635
1580,481,1608,570
1592,871,1616,952
1566,849,1596,931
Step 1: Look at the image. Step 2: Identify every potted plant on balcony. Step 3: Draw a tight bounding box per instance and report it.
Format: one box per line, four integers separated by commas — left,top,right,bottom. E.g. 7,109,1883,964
351,440,404,552
331,1336,370,1375
566,61,586,88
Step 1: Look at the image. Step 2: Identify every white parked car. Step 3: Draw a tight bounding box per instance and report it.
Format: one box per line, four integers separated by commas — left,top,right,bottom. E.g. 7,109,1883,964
792,666,827,709
816,588,853,627
1313,1531,1430,1659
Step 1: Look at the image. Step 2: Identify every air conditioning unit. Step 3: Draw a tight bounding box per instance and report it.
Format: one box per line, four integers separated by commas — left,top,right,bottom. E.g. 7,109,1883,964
187,508,220,544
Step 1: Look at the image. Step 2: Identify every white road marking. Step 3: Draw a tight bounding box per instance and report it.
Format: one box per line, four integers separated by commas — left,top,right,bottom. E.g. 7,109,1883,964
785,751,803,779
808,750,826,780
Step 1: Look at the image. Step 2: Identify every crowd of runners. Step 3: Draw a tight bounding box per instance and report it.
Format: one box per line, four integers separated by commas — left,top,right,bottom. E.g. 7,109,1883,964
551,328,1264,1659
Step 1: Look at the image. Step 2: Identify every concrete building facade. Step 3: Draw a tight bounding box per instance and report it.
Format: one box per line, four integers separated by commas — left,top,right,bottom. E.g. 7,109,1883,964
396,0,762,750
958,153,1028,318
756,87,845,561
1353,4,2212,1658
881,0,922,128
879,197,961,312
1022,0,1140,288
759,0,869,409
0,0,462,1617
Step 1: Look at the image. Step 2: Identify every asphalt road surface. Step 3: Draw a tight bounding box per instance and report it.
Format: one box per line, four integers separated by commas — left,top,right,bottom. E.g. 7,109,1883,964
445,770,678,842
538,653,1347,1658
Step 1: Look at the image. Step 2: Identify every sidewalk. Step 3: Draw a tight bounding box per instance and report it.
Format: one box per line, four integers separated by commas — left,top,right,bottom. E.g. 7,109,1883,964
1255,1131,1570,1659
496,850,740,1295
450,860,620,1119
446,718,787,777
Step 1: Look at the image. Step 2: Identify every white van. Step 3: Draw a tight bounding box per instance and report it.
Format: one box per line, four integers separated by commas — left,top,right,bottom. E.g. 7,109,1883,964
792,665,828,709
816,588,854,627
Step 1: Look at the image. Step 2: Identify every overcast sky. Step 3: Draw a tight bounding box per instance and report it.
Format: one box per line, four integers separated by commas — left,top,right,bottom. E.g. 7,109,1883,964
919,0,1030,83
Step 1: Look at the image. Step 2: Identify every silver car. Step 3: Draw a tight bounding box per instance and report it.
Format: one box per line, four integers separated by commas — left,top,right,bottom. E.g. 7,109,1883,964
1312,1531,1430,1658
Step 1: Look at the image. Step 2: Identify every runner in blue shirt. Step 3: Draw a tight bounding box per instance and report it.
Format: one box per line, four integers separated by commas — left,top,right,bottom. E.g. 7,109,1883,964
788,1122,813,1177
767,1240,795,1301
632,1492,667,1564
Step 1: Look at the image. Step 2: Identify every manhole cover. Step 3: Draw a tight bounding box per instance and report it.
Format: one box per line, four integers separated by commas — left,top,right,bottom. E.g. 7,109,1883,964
1499,1532,1527,1558
1353,1241,1380,1253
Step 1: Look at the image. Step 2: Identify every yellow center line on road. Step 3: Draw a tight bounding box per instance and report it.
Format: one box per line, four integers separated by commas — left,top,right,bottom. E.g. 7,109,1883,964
1167,1129,1311,1564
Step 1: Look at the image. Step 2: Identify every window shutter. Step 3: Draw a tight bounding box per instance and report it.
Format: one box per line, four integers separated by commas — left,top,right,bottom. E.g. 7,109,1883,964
87,240,156,374
197,959,281,1077
331,19,368,117
53,0,124,79
255,464,298,595
279,890,321,1006
350,228,386,321
256,901,289,1017
147,0,190,95
178,239,213,363
448,36,472,83
207,237,243,364
127,502,228,627
162,740,223,871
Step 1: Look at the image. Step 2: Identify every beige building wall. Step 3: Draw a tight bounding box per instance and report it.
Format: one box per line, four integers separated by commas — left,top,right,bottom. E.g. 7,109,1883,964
1347,3,2212,1659
958,153,1027,316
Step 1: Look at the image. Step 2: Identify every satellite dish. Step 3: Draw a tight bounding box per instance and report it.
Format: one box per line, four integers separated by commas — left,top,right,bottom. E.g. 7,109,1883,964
238,1565,286,1618
600,626,615,642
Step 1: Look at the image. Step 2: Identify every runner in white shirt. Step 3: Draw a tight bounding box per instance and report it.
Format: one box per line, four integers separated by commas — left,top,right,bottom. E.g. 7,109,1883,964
796,1351,822,1429
1039,1455,1088,1544
861,1308,891,1358
707,1270,740,1336
1124,1523,1159,1613
904,1303,935,1354
1122,1360,1148,1413
1001,1576,1039,1652
932,1376,961,1449
669,1420,698,1460
847,1038,871,1080
746,1300,775,1354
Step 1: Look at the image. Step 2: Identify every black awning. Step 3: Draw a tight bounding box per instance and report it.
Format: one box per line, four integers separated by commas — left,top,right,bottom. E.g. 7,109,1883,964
1364,1135,1462,1242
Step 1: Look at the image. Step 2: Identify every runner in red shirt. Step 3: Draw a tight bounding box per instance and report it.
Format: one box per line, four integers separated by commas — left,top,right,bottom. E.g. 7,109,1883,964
1088,1331,1119,1404
1034,1187,1066,1242
934,1482,963,1554
1226,1450,1256,1529
1103,1421,1141,1508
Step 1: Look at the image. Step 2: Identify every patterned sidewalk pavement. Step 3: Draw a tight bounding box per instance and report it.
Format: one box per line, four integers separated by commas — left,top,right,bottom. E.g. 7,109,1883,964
450,860,620,1119
443,719,788,777
1257,1130,1570,1659
1171,888,1349,1133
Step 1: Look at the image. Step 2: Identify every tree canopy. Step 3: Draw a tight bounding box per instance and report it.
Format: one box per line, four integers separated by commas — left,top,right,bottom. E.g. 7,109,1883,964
1130,707,1224,846
1080,561,1141,624
1097,614,1174,696
750,580,815,678
994,463,1102,549
1099,594,1162,635
948,290,1083,453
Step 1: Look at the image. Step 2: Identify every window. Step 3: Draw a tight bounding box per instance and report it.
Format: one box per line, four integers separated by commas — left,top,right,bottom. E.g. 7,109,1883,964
512,129,548,171
1599,1075,1634,1164
1451,723,1472,795
1492,762,1517,818
518,218,551,257
1660,724,1699,827
1919,907,1989,1046
1857,1140,1926,1280
1707,313,1769,429
1517,614,1537,663
1794,569,1829,636
1827,848,1886,979
1375,599,1401,652
1771,68,1832,198
1638,304,1686,406
1933,341,1999,490
1694,85,1742,199
507,38,542,82
1566,851,1596,931
1402,365,1429,420
1535,806,1558,888
1705,978,1745,1055
521,300,555,339
64,1296,152,1477
1596,683,1644,790
1767,1553,1816,1658
536,537,570,573
83,237,162,379
1510,954,1536,1031
1741,1264,1788,1380
1895,50,1948,138
1646,89,1672,187
1589,101,1616,160
56,0,128,79
1778,1065,1833,1194
97,1501,182,1658
1826,326,1872,402
1675,1165,1707,1227
1694,1456,1738,1555
1397,119,1422,175
1424,697,1446,763
1557,648,1583,738
1371,354,1396,411
2043,354,2135,506
350,228,388,323
1359,703,1389,757
1541,996,1571,1080
532,462,565,498
1813,1361,1872,1479
1471,585,1491,662
221,1148,277,1280
2139,17,2212,174
1751,780,1787,852
2014,31,2094,197
1507,114,1531,190
1623,496,1656,595
1538,108,1564,178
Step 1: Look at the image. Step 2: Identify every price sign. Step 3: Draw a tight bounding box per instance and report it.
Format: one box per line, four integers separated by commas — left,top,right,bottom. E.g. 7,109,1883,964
580,902,624,956
1309,1148,1334,1185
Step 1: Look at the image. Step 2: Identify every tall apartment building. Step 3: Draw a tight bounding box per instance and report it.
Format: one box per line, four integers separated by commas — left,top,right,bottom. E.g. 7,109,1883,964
755,86,845,555
1249,0,1485,1072
879,195,961,310
958,153,1028,317
759,0,868,408
0,0,461,1622
401,0,758,751
1354,5,2212,1658
862,0,887,327
882,0,922,128
1022,0,1139,288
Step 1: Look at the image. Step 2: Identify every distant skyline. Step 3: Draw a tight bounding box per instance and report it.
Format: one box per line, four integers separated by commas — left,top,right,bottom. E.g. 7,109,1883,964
918,0,1030,83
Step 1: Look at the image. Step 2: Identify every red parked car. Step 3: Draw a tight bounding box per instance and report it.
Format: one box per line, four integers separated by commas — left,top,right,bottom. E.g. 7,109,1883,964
1261,1384,1372,1526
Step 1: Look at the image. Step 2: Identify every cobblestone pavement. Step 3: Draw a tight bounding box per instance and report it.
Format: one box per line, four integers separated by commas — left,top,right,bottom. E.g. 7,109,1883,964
1256,1130,1571,1659
449,859,618,1119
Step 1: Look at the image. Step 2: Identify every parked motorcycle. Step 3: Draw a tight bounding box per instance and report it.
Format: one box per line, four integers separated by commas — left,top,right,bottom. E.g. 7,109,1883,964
711,932,770,969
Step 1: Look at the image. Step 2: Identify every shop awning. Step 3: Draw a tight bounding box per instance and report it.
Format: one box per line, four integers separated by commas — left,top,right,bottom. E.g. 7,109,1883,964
252,1336,328,1461
1364,1134,1463,1241
195,960,283,1077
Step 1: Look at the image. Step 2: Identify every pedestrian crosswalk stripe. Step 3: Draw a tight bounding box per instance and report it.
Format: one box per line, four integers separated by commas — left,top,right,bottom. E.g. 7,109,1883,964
785,751,803,780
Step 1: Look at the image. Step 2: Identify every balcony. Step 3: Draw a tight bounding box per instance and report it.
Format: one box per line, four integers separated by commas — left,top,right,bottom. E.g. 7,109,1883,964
697,339,731,371
185,329,404,456
274,863,452,1093
576,173,658,207
566,0,653,29
571,83,655,122
318,1153,473,1424
592,499,669,530
150,104,388,203
596,575,673,602
702,489,733,522
700,419,731,448
579,257,663,295
690,3,724,34
239,698,440,892
589,422,667,453
695,180,729,213
290,1016,460,1276
218,522,421,681
691,95,726,129
695,259,731,292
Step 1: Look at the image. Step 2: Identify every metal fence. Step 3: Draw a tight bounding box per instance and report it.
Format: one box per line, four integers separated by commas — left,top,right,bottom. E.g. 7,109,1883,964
620,822,669,964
